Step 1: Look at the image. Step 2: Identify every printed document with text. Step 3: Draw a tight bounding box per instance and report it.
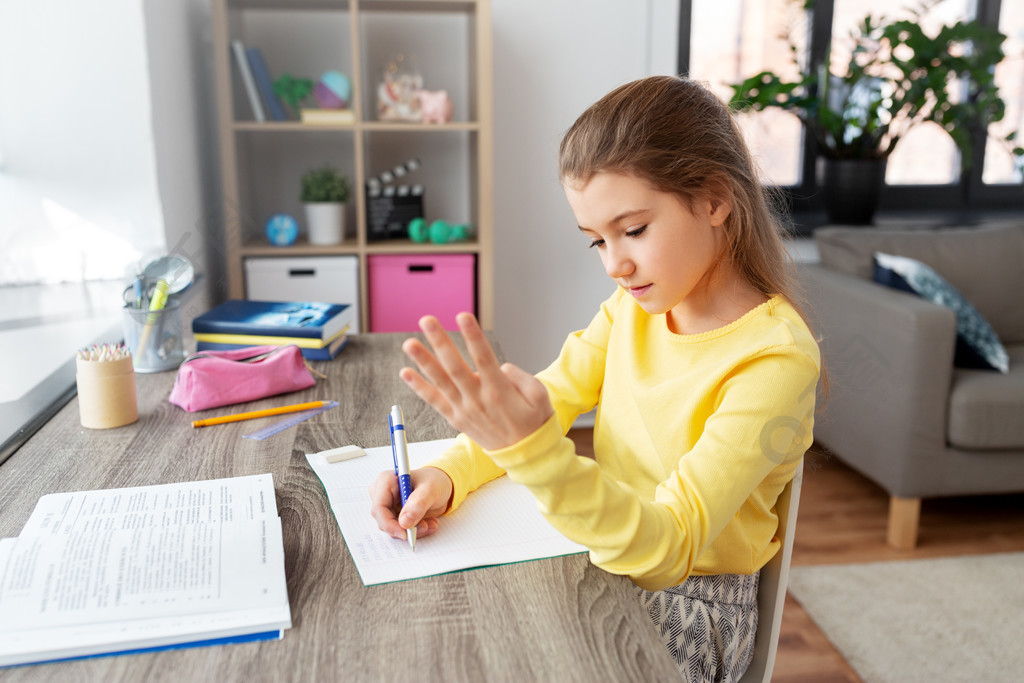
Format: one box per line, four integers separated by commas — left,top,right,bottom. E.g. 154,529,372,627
0,474,291,667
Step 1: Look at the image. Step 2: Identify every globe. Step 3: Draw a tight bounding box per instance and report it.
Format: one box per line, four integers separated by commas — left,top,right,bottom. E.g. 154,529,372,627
266,213,299,246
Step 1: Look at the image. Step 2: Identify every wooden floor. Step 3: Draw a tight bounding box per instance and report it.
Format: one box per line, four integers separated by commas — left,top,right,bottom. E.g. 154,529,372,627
566,430,1024,683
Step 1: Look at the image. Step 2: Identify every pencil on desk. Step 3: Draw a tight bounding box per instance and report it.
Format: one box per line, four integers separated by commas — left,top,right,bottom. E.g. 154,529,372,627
192,400,334,428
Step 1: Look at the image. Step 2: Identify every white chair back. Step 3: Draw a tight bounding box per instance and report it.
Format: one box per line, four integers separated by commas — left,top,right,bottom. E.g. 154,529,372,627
738,461,803,683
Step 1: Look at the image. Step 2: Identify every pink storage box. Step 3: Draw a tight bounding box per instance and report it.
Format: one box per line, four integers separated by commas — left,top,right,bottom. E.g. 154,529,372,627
368,254,476,332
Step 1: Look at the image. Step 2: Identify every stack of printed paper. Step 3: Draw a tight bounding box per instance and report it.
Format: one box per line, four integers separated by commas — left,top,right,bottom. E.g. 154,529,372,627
0,474,291,667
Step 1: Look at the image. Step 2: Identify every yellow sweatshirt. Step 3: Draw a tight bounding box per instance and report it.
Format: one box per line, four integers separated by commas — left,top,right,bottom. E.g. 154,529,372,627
429,288,820,591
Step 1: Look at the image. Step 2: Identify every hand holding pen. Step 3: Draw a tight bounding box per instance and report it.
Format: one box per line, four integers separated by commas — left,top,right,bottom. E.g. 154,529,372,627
369,421,452,545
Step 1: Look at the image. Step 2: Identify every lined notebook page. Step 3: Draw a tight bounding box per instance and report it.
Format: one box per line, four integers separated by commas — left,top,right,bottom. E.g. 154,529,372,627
307,438,586,585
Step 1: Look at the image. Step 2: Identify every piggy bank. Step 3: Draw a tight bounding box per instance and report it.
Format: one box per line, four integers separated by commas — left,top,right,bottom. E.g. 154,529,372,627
418,90,452,124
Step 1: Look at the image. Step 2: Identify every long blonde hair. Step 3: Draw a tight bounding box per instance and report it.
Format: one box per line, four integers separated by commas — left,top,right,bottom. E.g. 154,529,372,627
558,75,826,397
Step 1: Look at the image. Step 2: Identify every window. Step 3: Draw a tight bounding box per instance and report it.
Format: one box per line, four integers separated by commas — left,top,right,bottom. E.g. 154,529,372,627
679,0,1023,225
984,0,1024,184
832,0,971,185
0,1,166,286
689,0,807,186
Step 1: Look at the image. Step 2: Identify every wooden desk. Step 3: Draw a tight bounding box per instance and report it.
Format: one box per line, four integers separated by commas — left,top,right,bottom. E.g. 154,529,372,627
0,333,677,681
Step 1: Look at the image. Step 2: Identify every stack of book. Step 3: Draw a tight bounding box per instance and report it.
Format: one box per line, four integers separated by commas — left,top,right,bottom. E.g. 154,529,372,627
193,300,353,361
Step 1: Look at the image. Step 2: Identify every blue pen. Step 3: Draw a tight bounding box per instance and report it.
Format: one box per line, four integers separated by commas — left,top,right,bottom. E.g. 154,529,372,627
389,404,416,550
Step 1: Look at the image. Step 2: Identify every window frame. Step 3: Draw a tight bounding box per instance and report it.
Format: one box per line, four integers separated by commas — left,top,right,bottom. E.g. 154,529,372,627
678,0,1023,231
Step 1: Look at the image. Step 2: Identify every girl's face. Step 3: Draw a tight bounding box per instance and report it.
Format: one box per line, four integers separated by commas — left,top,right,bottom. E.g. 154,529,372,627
564,171,734,334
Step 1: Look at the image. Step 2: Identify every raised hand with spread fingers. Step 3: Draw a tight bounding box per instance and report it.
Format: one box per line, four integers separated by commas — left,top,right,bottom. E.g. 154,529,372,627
398,312,554,452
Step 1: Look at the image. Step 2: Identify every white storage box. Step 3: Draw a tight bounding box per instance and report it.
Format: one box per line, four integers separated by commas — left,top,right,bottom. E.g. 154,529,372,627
244,256,360,332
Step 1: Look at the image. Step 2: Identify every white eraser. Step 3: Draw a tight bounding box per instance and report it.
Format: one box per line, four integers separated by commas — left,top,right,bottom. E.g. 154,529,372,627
318,444,366,463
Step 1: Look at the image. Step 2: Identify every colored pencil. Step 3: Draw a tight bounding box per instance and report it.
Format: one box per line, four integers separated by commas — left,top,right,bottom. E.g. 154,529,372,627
191,400,333,428
77,343,131,362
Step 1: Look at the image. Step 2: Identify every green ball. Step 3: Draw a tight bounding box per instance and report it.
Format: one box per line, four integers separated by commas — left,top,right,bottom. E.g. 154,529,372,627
408,217,428,242
428,220,451,244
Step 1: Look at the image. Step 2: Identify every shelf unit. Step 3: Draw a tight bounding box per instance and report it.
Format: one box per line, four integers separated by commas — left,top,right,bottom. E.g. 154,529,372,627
211,0,494,331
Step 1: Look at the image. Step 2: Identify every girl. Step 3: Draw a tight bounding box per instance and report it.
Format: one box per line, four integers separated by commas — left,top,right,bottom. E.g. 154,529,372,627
370,75,821,683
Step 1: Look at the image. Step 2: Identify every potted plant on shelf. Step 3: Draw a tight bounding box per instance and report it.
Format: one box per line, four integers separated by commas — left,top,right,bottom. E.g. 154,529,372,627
273,73,314,119
728,1,1022,225
301,165,350,245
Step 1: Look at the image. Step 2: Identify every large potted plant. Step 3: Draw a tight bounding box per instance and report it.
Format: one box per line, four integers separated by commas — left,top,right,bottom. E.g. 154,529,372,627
301,165,350,245
729,2,1022,224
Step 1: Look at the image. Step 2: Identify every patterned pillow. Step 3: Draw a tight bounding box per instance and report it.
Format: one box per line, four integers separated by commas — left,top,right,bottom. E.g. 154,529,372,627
873,252,1009,373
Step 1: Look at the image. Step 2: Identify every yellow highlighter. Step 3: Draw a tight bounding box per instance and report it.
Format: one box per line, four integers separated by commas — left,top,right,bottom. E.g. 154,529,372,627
149,278,169,311
137,279,169,362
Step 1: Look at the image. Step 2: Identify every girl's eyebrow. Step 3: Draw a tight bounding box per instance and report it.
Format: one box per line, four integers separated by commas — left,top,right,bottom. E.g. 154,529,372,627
577,209,649,232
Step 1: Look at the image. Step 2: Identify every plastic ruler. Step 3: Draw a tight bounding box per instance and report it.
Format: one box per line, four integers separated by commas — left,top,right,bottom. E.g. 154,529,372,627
242,401,339,441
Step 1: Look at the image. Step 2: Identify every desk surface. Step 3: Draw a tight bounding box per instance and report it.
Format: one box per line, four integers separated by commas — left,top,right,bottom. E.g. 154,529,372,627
0,333,677,681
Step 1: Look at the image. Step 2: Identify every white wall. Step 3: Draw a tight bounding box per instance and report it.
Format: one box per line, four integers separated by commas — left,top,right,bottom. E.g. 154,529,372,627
491,0,679,374
142,0,223,300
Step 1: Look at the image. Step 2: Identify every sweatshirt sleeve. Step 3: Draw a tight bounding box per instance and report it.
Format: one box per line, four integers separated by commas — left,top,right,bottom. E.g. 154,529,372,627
427,289,619,511
481,346,819,591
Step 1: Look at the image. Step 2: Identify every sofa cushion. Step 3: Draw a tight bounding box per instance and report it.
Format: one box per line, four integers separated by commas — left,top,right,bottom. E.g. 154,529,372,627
815,224,1024,343
949,344,1024,449
873,252,1009,373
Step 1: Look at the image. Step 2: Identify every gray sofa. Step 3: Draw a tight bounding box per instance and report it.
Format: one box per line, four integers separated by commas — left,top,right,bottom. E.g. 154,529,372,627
799,223,1024,549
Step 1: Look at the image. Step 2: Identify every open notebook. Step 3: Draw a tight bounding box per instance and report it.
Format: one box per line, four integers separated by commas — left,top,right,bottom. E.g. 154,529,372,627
307,438,587,585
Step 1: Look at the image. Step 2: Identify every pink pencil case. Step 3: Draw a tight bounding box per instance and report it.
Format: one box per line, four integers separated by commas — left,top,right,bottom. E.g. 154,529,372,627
169,345,316,412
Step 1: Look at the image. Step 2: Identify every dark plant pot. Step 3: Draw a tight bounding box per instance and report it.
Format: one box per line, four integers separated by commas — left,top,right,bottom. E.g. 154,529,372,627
817,158,888,225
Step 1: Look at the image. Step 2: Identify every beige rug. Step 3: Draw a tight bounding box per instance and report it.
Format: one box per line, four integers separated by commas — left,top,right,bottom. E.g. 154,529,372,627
787,552,1024,683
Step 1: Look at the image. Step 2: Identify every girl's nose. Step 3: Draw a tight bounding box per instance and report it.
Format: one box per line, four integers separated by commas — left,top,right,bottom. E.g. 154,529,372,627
603,245,634,280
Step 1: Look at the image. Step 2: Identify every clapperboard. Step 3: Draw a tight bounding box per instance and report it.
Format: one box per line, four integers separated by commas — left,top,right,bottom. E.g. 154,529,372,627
366,158,424,241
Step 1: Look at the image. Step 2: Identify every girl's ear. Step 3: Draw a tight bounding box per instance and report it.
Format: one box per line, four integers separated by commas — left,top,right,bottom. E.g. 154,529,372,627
708,196,732,227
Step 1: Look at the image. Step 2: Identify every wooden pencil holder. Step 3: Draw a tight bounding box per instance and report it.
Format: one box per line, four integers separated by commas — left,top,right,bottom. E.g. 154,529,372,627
76,355,139,429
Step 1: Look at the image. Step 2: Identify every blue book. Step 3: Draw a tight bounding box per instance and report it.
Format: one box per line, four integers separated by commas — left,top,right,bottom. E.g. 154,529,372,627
193,300,352,341
246,47,289,121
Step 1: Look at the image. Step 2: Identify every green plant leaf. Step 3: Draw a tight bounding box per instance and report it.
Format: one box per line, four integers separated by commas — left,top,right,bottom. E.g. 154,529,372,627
300,165,350,203
273,73,315,114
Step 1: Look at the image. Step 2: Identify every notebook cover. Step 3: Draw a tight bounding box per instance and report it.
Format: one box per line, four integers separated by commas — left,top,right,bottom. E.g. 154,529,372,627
245,47,288,121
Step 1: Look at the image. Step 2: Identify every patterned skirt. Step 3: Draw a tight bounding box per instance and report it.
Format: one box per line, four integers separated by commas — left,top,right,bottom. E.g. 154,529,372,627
637,571,759,683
